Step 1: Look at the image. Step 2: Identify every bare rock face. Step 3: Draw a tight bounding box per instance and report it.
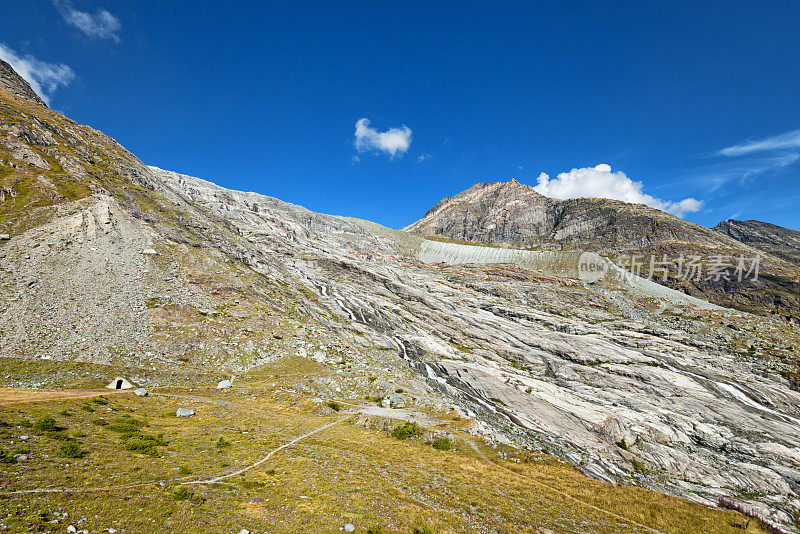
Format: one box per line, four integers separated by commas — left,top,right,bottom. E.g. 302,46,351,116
715,219,800,267
407,180,800,319
410,180,556,244
2,59,800,530
0,59,47,107
405,179,735,250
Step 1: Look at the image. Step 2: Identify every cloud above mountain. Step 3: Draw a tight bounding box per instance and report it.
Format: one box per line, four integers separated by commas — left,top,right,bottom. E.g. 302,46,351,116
534,164,703,217
354,118,412,159
53,0,121,43
0,43,75,105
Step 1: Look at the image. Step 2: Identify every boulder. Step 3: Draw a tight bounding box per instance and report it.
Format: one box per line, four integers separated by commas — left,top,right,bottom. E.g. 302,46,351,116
141,248,157,255
387,394,406,408
216,380,232,389
134,388,148,396
343,524,355,533
176,408,195,417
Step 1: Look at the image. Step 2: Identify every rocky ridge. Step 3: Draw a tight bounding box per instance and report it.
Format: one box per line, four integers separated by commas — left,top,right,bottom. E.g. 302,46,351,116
715,219,800,267
406,179,800,319
0,59,47,108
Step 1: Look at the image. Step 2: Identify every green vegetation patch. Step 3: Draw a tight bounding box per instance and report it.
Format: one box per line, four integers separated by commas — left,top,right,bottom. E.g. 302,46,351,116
392,421,422,440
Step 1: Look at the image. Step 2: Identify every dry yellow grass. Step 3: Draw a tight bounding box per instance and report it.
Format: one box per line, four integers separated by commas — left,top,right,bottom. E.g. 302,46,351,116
0,384,768,533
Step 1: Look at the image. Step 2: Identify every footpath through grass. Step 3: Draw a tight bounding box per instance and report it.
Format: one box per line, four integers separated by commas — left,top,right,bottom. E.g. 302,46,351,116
0,385,769,534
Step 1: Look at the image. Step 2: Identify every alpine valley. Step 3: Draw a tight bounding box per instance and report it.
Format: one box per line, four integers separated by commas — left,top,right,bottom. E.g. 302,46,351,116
1,59,800,533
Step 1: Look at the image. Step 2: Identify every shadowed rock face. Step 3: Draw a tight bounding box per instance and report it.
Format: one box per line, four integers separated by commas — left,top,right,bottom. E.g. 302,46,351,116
3,61,800,530
0,60,47,107
715,219,800,267
407,180,800,319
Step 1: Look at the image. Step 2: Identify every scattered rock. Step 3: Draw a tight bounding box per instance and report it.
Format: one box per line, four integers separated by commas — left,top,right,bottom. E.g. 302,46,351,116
67,526,76,533
216,379,232,389
142,248,158,255
0,234,9,240
12,453,27,461
387,394,406,408
134,388,148,396
176,408,195,417
342,524,355,533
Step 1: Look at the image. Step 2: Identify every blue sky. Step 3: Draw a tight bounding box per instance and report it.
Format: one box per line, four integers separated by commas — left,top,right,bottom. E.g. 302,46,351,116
2,1,800,230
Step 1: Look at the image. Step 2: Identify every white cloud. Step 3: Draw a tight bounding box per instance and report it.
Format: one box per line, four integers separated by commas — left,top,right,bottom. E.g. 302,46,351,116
0,43,75,105
350,155,360,166
354,118,412,159
534,163,703,218
53,0,121,42
696,152,800,191
720,129,800,156
417,154,431,163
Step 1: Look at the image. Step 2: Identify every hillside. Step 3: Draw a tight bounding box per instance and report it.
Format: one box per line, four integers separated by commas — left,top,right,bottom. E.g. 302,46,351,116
1,62,800,532
715,219,800,267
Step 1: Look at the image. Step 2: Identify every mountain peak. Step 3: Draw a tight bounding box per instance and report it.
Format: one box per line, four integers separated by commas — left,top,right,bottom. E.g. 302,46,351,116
0,59,47,107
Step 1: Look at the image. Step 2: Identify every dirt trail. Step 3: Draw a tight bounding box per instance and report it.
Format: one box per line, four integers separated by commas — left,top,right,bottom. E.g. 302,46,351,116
0,387,128,405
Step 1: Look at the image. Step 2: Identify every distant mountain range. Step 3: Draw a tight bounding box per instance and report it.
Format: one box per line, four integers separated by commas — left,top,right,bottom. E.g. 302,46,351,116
406,179,800,319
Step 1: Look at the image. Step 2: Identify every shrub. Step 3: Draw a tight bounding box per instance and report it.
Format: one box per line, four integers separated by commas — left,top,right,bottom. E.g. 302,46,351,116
326,401,341,412
631,459,646,474
18,419,32,428
215,437,231,449
172,485,191,500
0,450,16,464
32,415,57,432
178,465,192,475
46,431,72,441
58,410,72,417
105,415,146,433
92,397,109,405
367,527,385,534
91,418,108,426
431,437,453,451
415,526,435,534
615,439,628,450
80,404,95,413
391,422,422,440
395,388,404,394
122,433,167,456
58,441,84,458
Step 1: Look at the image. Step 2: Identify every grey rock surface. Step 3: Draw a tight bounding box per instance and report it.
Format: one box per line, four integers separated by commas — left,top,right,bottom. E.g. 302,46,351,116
0,59,47,107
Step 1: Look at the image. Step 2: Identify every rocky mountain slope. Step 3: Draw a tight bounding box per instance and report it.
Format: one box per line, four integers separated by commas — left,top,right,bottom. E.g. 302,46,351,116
2,63,800,531
716,219,800,267
406,180,800,319
0,59,47,108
